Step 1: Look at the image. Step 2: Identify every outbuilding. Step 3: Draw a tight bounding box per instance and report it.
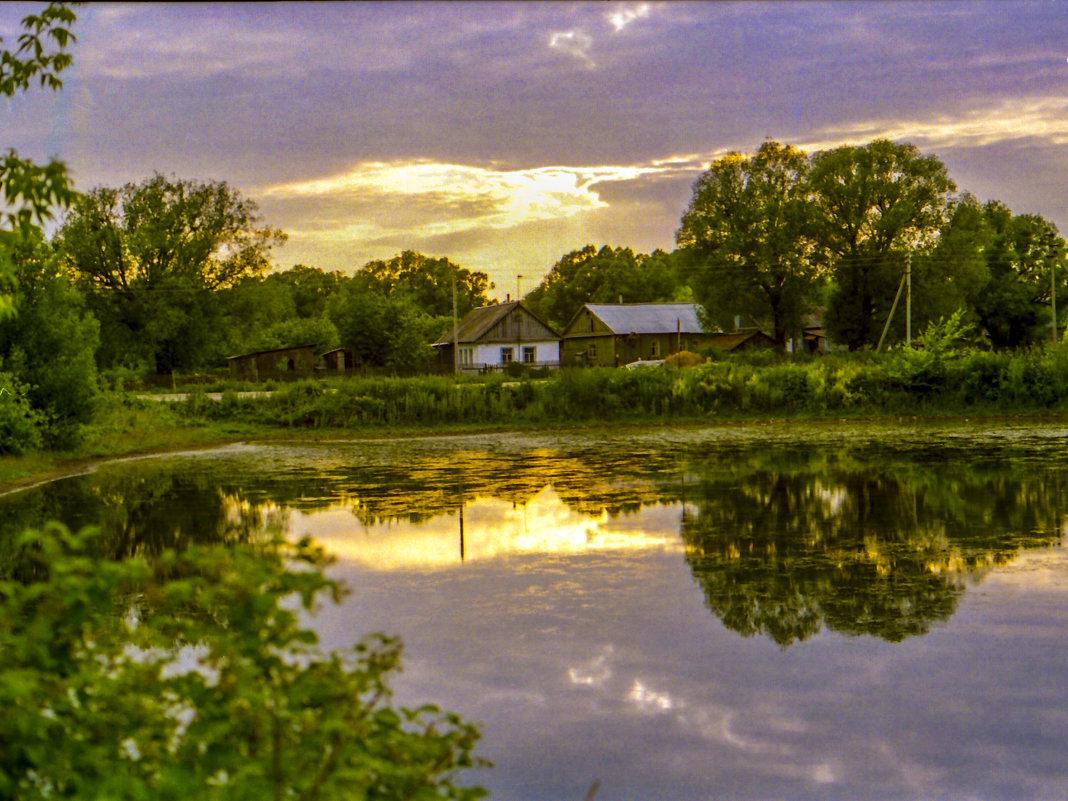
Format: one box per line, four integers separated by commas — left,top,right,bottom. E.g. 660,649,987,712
227,344,318,381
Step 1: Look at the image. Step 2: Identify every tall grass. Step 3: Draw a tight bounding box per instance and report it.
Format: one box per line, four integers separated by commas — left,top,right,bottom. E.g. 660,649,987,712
168,346,1068,431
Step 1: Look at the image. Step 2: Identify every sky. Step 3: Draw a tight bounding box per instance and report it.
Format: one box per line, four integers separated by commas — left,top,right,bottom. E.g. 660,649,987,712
3,1,1067,297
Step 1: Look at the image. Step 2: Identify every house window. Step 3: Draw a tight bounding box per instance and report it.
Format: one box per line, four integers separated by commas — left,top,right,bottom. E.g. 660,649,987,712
651,340,661,358
588,343,597,360
500,347,514,364
459,347,474,366
522,346,536,364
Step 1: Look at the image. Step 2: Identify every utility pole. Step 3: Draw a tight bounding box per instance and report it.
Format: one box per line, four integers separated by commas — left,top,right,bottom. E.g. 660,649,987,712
877,251,912,353
1053,261,1059,345
451,267,459,375
906,251,912,345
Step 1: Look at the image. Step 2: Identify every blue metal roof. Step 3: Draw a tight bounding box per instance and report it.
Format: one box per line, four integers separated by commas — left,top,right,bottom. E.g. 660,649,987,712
584,303,705,335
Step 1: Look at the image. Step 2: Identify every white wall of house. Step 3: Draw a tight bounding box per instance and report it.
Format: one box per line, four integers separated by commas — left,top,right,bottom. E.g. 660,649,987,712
460,339,559,370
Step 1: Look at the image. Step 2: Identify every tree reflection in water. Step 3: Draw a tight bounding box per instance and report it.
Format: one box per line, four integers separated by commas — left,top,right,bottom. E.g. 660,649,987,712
0,461,289,560
679,448,1065,646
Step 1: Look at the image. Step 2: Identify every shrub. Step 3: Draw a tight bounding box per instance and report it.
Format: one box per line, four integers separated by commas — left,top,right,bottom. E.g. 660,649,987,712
0,372,44,454
664,350,706,370
0,524,489,801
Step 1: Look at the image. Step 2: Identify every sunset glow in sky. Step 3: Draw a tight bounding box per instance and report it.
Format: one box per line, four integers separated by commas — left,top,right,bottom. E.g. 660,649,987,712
3,1,1066,294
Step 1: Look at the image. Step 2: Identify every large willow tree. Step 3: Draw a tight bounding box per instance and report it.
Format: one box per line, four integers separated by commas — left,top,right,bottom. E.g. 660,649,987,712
676,140,822,347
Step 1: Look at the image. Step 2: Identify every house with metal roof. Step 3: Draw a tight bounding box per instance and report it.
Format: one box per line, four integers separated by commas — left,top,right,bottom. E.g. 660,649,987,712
433,300,561,373
561,302,718,367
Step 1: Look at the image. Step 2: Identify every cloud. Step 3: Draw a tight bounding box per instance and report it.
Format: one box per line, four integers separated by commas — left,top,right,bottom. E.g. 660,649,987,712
78,5,293,80
548,29,595,67
607,2,652,33
804,95,1068,151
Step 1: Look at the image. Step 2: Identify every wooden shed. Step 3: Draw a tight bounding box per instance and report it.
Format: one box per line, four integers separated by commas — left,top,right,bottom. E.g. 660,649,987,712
704,329,779,353
320,347,356,373
227,344,318,381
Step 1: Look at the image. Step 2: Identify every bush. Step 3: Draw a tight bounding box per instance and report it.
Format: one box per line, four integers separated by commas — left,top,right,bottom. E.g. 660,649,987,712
0,524,489,800
664,350,706,370
0,372,44,454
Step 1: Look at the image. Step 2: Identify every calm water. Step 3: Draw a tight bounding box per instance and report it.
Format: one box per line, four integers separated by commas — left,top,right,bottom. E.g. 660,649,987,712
4,421,1068,800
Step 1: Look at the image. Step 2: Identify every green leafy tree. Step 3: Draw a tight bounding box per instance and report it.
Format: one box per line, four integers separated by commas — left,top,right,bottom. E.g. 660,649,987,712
219,274,300,354
0,524,488,800
676,141,821,346
57,174,286,373
524,245,682,330
219,266,344,356
0,371,44,454
0,2,78,317
904,194,992,336
356,251,493,318
0,3,83,452
267,264,346,319
969,202,1067,348
808,139,956,350
328,284,441,372
0,233,99,448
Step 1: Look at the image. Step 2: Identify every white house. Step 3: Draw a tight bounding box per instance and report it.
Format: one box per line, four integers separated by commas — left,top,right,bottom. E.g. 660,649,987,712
434,300,560,373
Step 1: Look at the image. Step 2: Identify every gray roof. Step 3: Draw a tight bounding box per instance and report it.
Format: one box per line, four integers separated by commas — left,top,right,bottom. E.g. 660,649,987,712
583,303,705,335
434,301,516,346
435,300,558,346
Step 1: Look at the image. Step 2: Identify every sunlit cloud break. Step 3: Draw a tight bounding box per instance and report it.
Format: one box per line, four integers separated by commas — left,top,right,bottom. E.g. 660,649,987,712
263,157,704,237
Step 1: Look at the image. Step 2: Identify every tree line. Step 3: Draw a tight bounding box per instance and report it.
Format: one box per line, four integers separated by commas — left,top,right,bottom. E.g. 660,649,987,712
675,139,1066,352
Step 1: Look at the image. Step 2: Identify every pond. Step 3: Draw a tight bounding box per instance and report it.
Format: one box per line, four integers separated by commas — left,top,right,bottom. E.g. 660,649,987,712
3,421,1068,800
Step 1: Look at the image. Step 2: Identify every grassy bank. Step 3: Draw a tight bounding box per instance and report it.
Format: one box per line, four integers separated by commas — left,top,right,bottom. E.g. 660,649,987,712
6,346,1068,491
167,346,1068,428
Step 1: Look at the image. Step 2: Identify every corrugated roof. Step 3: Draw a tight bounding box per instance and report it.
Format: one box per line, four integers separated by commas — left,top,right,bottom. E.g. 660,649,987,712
227,343,318,360
705,330,776,351
434,301,519,346
584,303,705,335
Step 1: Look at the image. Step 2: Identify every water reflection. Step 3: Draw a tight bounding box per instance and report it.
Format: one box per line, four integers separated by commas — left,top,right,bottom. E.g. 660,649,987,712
299,486,684,569
1,429,1065,648
0,457,283,560
5,427,1068,799
678,447,1065,645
